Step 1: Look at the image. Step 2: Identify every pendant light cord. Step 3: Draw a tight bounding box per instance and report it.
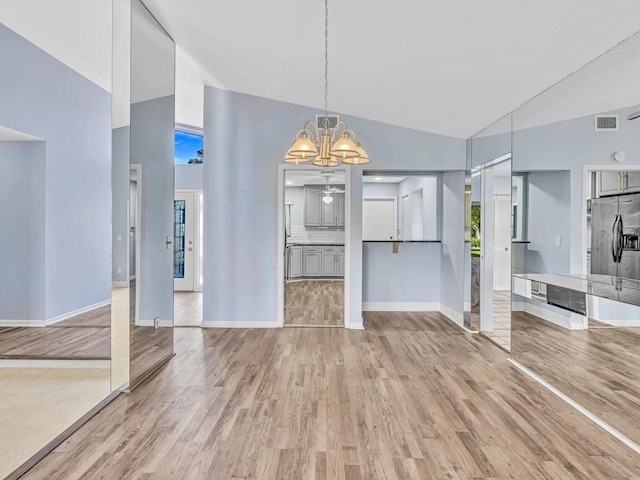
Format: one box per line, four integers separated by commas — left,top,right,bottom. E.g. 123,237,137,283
323,0,329,129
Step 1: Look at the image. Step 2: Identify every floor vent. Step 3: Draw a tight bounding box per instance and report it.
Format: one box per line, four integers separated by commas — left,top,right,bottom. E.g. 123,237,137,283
595,115,618,131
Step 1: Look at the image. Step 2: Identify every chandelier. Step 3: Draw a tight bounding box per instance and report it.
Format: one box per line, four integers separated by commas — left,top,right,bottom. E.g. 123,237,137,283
284,0,370,167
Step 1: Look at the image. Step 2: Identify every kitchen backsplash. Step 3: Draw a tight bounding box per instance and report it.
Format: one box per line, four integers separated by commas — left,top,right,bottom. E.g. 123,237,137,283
288,225,345,244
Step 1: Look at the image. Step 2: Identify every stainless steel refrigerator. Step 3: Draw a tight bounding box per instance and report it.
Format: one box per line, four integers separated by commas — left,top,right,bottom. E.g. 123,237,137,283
591,193,640,279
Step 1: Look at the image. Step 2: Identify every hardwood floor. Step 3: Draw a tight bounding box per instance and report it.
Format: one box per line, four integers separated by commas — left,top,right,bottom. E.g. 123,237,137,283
0,306,111,359
512,311,640,447
21,312,640,479
175,291,202,326
285,280,343,326
482,290,511,351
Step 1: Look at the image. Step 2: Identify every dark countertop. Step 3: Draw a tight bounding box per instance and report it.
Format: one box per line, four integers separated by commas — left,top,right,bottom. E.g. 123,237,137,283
513,272,640,308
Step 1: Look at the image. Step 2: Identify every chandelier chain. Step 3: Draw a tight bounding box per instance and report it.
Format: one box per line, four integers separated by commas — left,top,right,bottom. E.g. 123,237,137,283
323,0,329,128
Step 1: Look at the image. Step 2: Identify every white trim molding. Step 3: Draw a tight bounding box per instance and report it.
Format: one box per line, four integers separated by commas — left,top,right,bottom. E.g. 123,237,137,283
112,281,128,288
439,303,463,326
46,300,111,326
0,359,110,369
523,301,585,330
362,301,440,312
0,319,46,327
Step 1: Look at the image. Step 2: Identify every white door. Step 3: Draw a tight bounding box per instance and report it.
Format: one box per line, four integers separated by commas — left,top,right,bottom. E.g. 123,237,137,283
174,192,195,291
494,195,512,290
363,197,397,240
401,195,409,240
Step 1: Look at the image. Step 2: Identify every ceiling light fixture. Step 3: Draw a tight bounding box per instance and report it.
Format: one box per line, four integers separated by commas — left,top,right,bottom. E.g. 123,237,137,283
322,192,334,204
283,0,370,168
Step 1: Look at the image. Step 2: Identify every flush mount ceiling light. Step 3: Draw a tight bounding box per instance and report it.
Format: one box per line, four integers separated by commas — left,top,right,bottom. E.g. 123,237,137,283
322,192,334,204
283,0,370,168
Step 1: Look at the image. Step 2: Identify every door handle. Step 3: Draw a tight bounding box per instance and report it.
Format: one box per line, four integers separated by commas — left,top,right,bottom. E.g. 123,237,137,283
188,247,193,251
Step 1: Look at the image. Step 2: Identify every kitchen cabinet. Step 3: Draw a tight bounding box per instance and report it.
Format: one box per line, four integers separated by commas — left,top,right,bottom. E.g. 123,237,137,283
304,186,322,226
303,246,321,276
598,171,640,197
304,185,345,227
288,246,302,278
322,249,337,276
321,246,345,277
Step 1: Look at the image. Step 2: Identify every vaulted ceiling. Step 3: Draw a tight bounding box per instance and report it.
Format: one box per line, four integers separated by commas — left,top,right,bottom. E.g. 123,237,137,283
3,0,640,138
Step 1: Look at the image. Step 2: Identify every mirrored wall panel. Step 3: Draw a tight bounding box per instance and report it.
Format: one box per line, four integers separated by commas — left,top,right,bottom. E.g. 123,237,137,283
511,30,640,445
466,114,512,352
0,20,112,478
129,0,175,387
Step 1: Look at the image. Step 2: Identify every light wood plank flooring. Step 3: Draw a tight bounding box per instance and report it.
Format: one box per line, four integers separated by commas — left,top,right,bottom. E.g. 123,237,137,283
482,290,511,351
512,311,640,447
21,312,640,479
174,291,203,327
285,280,344,326
0,306,111,359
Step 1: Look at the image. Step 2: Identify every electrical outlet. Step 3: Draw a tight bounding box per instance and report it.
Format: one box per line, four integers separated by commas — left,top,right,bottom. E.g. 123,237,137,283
116,267,121,274
555,236,561,247
116,234,122,242
154,317,160,331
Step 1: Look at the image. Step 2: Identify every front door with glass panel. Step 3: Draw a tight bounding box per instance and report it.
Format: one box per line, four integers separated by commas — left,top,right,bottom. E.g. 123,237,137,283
174,192,195,291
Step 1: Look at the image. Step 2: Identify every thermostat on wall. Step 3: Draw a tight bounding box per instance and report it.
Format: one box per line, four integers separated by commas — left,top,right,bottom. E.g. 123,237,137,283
613,151,626,162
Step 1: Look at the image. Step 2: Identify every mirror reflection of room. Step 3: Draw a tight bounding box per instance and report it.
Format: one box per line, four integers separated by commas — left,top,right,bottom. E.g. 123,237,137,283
509,28,640,449
284,170,345,326
173,129,204,327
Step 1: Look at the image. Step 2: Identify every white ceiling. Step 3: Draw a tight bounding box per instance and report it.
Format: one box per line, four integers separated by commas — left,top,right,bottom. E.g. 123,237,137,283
3,1,640,138
363,176,407,184
285,170,345,187
144,0,640,138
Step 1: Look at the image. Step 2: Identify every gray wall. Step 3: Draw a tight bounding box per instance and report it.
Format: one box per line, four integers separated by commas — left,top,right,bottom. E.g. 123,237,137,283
203,86,466,326
362,243,441,303
0,141,45,320
175,164,203,190
398,176,440,240
0,24,111,320
130,96,175,322
112,126,130,284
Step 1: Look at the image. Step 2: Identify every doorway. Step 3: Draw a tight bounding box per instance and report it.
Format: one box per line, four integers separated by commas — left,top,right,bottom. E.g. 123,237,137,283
173,190,203,326
476,158,512,351
281,169,347,327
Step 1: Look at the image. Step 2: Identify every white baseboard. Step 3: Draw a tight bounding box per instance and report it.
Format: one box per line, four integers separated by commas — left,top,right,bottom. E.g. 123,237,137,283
439,303,463,326
512,301,525,312
523,302,584,330
201,320,282,328
0,359,110,369
509,359,640,455
46,300,111,326
0,319,46,327
346,323,365,330
362,302,440,312
111,281,128,288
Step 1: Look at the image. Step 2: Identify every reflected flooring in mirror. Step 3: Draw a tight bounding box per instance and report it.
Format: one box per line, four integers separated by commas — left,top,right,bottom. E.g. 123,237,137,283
0,306,110,359
174,291,202,327
0,364,110,479
483,290,511,351
21,312,640,479
285,280,344,327
512,311,640,445
129,327,173,386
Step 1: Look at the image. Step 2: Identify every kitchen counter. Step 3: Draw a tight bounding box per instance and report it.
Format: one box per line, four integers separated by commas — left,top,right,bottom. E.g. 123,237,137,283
513,272,640,308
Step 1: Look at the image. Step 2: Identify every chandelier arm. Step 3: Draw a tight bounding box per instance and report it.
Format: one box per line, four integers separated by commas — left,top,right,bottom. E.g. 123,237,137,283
303,121,321,142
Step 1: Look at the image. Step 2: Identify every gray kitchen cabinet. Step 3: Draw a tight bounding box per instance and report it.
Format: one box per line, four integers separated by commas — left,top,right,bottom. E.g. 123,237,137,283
337,251,345,276
598,171,640,196
336,193,345,227
304,184,345,226
304,186,322,226
303,246,321,276
288,246,302,278
322,252,337,276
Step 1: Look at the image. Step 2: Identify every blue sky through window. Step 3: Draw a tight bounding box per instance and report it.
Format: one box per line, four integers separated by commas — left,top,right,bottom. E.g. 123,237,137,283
175,130,203,164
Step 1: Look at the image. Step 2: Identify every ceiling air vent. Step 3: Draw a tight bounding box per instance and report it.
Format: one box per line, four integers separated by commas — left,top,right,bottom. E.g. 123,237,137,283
595,115,618,131
316,114,339,129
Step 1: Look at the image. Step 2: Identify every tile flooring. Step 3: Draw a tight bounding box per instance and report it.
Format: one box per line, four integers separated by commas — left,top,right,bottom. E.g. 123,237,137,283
483,290,511,351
